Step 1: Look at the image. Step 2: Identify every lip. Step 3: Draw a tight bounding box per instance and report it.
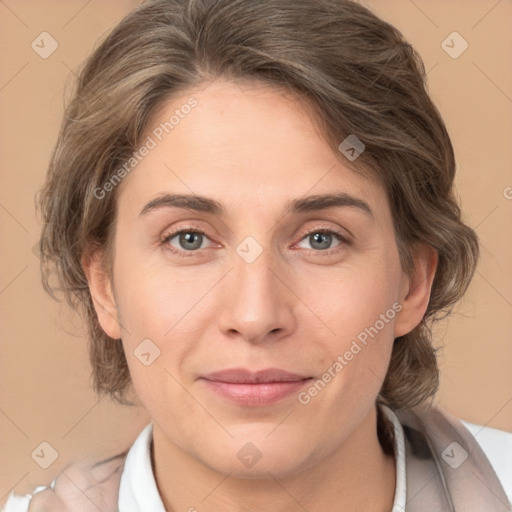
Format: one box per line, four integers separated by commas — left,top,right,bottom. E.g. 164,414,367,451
203,368,309,383
200,368,313,407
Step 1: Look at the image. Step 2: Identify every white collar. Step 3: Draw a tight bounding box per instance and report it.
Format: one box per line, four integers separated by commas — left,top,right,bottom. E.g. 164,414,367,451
118,422,166,512
382,404,408,512
118,408,407,512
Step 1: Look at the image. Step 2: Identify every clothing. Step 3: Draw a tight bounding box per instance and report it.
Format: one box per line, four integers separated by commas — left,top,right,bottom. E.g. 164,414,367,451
3,404,511,511
394,403,511,511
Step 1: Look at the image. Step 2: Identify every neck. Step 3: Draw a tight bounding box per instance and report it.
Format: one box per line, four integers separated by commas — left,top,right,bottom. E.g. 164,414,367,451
152,404,396,512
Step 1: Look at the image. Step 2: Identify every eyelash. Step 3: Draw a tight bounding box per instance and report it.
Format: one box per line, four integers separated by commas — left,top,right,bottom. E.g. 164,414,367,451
160,225,351,258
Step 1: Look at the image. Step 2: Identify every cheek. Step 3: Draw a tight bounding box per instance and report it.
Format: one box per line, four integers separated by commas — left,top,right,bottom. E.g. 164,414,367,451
112,250,224,378
111,260,202,411
113,247,199,333
298,259,401,338
294,257,400,385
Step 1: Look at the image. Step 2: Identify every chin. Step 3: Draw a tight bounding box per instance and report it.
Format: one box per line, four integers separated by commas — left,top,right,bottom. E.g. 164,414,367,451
199,435,318,480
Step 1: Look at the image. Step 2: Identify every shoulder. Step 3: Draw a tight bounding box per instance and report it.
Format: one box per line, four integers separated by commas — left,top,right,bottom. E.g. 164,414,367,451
392,402,512,508
460,418,512,505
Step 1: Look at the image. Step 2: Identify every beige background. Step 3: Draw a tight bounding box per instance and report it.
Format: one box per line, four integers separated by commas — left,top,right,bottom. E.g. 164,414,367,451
1,0,511,503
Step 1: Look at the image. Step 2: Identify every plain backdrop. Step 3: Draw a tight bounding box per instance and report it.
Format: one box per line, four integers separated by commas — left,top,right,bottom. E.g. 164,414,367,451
1,0,511,503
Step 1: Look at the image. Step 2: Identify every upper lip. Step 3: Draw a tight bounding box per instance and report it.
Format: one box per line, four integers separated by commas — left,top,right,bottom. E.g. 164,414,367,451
202,368,310,384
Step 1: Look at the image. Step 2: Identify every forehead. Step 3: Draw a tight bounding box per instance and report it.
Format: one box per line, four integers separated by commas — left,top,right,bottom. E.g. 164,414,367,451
116,79,387,219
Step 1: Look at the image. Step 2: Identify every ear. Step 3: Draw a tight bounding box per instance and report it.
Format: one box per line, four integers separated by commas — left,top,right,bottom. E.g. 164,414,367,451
82,248,122,340
394,244,438,338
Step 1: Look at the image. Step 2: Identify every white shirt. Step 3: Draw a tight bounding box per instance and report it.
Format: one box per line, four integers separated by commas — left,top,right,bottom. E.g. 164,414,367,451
3,410,512,511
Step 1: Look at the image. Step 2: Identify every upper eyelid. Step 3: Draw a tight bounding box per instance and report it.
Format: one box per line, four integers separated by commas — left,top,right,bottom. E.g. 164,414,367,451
158,210,357,240
163,224,345,237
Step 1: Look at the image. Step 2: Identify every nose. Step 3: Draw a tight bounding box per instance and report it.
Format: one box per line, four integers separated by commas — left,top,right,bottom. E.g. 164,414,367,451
217,246,297,345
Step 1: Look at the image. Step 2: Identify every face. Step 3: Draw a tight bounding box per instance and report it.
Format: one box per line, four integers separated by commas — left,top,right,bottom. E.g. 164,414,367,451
89,79,432,479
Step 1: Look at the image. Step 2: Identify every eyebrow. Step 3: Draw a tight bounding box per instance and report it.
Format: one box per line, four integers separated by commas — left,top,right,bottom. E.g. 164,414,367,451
139,192,373,218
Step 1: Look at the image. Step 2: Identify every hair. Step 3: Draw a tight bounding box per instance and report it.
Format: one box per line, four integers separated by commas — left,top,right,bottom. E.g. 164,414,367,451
38,0,478,416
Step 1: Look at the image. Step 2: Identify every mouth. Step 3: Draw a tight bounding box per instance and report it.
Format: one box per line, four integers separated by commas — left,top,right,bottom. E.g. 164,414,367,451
200,368,313,407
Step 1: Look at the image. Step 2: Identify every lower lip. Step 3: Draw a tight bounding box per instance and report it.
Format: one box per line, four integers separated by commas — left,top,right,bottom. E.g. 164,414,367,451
201,378,312,407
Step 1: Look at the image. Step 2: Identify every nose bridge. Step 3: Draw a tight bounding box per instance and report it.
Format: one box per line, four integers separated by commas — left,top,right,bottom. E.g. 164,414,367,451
218,236,295,343
235,245,277,301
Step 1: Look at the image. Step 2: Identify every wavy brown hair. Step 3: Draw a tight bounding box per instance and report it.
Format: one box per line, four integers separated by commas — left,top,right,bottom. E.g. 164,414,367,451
38,0,479,410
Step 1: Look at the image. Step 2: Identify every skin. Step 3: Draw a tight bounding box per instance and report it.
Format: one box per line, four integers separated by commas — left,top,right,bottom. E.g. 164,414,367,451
85,79,437,512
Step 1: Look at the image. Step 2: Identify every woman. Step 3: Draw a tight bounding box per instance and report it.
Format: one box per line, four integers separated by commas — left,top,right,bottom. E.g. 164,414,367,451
3,0,511,510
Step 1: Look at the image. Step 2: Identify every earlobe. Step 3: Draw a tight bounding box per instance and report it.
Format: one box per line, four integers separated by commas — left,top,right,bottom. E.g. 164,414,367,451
394,244,438,338
81,249,122,340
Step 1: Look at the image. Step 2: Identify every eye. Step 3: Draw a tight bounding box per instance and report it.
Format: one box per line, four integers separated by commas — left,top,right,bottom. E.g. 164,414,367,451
162,228,212,254
296,228,349,252
160,226,350,258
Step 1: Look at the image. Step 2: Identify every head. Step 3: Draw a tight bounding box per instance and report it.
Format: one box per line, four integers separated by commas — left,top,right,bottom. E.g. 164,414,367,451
38,0,478,475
